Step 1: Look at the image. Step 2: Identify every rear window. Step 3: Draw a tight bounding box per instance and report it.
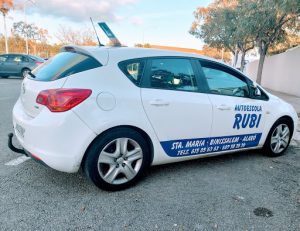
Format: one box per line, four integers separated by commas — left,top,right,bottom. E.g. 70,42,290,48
31,52,102,81
118,59,145,86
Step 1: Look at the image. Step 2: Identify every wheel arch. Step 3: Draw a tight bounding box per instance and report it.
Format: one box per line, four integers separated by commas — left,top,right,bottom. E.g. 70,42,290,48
264,115,294,146
262,115,295,156
21,67,31,77
276,115,294,133
21,67,31,72
81,125,154,168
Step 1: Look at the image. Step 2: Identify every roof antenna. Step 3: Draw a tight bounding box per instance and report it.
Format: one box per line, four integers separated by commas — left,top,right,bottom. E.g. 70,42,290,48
90,17,104,46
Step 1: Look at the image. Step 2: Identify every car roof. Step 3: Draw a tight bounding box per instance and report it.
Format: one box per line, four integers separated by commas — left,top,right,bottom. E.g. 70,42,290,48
107,47,211,60
86,46,218,62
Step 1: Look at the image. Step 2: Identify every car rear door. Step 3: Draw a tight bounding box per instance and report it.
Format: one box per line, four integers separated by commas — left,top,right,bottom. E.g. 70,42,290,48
198,60,269,152
140,57,213,157
21,55,32,70
2,55,17,75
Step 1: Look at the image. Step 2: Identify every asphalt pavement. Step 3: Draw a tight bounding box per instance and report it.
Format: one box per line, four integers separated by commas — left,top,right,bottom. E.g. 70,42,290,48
0,78,299,231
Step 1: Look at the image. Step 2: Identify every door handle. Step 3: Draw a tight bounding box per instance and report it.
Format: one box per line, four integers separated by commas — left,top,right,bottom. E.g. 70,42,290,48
149,99,170,106
217,104,231,111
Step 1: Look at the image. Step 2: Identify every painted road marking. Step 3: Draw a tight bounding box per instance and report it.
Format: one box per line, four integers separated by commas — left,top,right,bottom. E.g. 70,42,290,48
5,156,30,166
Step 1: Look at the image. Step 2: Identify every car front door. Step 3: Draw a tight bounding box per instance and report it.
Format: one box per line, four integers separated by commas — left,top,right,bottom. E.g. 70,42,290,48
141,57,213,157
199,60,270,153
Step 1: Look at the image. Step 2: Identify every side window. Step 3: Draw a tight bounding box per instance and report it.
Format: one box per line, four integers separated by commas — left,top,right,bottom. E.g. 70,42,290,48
7,55,15,62
13,56,23,62
149,58,198,92
22,56,30,62
0,55,7,62
201,65,249,97
119,59,145,85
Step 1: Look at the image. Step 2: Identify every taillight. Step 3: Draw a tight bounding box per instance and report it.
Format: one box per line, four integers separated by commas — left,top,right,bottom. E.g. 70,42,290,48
35,61,43,65
36,89,92,112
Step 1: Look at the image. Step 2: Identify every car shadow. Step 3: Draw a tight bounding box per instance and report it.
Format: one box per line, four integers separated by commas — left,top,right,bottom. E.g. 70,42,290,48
26,149,264,193
148,149,263,178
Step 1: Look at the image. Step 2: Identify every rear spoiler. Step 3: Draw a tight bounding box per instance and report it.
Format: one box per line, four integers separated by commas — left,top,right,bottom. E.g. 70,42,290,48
60,46,109,65
60,46,95,55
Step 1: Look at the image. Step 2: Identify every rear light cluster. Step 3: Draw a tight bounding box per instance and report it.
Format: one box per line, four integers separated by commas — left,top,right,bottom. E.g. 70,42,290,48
36,89,92,112
35,61,43,65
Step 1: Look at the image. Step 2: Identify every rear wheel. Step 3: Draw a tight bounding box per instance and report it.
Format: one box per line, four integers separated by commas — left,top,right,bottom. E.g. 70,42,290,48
263,119,293,157
83,128,151,191
21,68,30,79
1,75,8,78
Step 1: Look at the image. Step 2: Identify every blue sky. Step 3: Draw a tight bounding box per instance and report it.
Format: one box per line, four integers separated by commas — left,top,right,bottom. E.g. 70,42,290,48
114,0,212,48
3,0,212,49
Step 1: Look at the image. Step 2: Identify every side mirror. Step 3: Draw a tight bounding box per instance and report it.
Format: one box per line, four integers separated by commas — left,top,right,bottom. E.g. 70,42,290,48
254,87,261,96
251,82,261,96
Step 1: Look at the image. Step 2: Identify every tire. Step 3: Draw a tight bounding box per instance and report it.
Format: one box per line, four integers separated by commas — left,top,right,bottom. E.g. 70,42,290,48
1,75,9,78
83,128,151,191
263,118,293,157
21,68,30,79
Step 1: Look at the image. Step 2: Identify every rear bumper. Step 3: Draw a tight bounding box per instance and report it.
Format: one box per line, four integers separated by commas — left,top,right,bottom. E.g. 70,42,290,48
12,99,96,173
8,132,51,168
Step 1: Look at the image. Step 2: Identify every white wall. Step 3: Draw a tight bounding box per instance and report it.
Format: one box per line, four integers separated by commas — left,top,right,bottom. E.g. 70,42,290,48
246,46,300,97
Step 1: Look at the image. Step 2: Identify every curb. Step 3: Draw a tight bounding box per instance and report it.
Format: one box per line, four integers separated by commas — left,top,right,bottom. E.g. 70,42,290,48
291,140,300,148
290,118,300,148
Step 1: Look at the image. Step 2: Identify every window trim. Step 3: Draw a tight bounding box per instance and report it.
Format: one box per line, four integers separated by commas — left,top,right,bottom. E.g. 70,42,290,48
141,56,202,93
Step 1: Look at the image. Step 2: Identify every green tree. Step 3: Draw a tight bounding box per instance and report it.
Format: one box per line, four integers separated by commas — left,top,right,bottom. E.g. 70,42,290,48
190,0,255,71
239,0,300,84
190,0,299,80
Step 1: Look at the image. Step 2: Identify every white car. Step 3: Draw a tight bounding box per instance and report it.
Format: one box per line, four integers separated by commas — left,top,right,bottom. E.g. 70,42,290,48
10,46,298,190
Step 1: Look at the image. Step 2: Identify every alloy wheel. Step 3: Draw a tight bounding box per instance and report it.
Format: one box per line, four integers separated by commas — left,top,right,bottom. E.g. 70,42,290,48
97,138,143,185
270,124,290,153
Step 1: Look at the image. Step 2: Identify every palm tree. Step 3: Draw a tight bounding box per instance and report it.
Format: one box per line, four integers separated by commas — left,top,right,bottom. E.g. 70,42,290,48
0,0,13,53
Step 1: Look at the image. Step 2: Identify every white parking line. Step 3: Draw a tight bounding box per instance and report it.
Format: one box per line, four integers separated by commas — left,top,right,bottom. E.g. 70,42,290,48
5,156,30,166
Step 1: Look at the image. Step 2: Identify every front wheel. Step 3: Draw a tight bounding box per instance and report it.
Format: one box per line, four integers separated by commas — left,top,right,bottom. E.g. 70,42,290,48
263,119,293,157
83,128,151,191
